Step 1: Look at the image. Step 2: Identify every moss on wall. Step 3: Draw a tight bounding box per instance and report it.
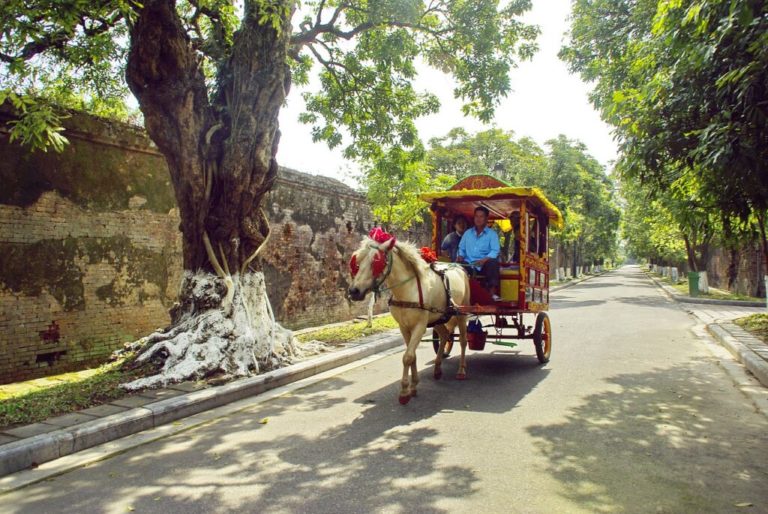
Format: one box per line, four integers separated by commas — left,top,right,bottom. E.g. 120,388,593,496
0,235,169,311
0,111,175,213
0,239,85,310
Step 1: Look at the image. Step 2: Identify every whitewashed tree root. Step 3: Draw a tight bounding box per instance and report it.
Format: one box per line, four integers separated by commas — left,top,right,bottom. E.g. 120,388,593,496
120,271,299,391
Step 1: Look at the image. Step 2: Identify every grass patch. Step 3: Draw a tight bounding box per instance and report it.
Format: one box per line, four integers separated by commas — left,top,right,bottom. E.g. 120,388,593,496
297,315,399,346
654,273,763,302
0,317,400,429
5,257,627,430
0,358,150,429
734,314,768,343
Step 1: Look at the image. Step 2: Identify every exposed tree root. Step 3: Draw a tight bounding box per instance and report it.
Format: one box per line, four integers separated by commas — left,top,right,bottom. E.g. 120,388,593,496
119,271,299,391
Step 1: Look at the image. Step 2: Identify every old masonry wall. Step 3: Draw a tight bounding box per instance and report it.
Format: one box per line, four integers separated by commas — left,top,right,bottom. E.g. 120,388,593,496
0,107,394,384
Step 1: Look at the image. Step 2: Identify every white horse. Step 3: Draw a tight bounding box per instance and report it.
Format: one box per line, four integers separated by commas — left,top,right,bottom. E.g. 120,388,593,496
348,234,470,405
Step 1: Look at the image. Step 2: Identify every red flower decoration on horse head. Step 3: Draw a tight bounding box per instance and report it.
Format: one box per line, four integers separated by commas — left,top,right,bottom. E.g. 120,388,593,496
369,227,396,251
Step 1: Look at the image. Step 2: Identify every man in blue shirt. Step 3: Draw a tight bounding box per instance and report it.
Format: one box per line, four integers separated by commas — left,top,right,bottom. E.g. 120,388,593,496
440,215,468,261
457,206,501,301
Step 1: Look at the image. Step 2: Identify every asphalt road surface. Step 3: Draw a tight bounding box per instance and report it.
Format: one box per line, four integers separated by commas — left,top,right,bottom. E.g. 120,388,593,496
3,266,767,513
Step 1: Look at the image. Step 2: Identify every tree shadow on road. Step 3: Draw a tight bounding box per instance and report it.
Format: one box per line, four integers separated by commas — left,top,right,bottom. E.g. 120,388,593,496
8,349,550,514
564,281,618,289
526,360,768,513
613,295,675,309
551,296,607,309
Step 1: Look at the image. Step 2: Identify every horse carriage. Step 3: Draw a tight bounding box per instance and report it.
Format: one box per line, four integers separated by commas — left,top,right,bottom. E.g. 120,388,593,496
420,174,563,364
347,174,563,404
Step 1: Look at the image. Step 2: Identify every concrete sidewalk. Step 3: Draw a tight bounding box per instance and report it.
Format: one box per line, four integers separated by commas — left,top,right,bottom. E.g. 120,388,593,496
646,272,768,390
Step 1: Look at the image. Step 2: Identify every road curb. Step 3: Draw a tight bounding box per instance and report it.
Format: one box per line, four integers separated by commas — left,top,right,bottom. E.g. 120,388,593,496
645,271,765,307
0,332,402,477
707,323,768,389
551,269,611,292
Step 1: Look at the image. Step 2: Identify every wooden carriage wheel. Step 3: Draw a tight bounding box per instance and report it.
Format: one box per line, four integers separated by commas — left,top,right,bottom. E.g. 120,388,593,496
533,312,551,364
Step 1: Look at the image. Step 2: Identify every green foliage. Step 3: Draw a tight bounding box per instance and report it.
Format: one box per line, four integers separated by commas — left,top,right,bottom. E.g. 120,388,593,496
0,91,67,152
620,177,687,265
426,128,548,184
0,0,136,150
735,314,768,343
0,358,144,428
2,0,538,163
364,146,454,230
562,0,768,266
296,314,399,345
544,135,621,265
294,0,538,160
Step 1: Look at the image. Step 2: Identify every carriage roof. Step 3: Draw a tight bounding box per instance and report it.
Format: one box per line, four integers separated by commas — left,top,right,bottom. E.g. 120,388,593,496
420,174,564,229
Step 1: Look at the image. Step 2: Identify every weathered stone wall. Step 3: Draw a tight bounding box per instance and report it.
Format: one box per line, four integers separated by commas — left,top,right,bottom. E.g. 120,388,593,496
0,107,385,384
259,168,385,328
707,245,766,298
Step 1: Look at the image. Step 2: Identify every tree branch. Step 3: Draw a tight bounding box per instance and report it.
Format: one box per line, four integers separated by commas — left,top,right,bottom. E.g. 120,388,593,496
290,3,451,55
2,7,123,64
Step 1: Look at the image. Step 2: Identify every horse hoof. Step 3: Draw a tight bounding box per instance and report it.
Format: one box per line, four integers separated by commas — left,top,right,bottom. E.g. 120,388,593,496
456,372,467,380
434,369,443,380
398,394,411,405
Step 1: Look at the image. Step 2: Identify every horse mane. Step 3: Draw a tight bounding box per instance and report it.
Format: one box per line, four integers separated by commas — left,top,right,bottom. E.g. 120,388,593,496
391,239,431,280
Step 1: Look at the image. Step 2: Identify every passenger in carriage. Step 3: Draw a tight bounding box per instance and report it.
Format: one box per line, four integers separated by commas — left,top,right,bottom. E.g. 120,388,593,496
440,214,468,262
509,210,522,263
457,206,501,301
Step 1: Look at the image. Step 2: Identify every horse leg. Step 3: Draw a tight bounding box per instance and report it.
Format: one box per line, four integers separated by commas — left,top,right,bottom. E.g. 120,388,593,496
456,316,469,380
399,320,427,404
398,324,413,403
409,358,419,397
432,325,451,380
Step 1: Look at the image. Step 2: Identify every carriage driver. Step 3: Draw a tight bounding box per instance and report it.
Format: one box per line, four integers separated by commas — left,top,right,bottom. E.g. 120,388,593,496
457,206,501,301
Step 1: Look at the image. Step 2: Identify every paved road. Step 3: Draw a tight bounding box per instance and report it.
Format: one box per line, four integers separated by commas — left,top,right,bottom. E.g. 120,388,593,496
4,266,767,513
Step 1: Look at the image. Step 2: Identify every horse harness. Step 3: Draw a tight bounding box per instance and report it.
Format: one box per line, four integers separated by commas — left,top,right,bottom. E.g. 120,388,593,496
387,261,458,328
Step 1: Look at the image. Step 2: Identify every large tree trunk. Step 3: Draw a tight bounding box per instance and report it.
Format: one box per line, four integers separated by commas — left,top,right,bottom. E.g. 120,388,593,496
119,0,300,390
758,211,768,278
683,235,698,272
727,247,740,290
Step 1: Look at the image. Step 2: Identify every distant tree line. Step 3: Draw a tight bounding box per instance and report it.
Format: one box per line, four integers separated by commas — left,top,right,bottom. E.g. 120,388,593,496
560,0,767,292
361,128,621,275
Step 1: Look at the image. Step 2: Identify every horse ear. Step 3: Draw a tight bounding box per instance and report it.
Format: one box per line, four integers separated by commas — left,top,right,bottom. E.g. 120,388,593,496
384,238,396,252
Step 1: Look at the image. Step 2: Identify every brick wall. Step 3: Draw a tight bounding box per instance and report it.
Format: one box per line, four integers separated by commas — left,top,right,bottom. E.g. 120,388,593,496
0,107,389,384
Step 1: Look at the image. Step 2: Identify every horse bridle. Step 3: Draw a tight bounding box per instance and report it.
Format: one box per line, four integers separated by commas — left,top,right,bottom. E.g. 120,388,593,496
370,245,394,295
352,243,456,327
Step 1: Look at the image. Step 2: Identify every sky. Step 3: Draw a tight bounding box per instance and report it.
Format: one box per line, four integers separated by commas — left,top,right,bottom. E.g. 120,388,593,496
276,0,619,184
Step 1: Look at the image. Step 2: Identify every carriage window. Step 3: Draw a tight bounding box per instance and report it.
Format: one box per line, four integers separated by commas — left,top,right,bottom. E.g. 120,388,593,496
528,215,538,255
539,216,548,257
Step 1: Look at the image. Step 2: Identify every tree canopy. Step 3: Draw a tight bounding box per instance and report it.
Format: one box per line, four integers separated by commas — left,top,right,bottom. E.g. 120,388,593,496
562,0,768,270
1,0,539,158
